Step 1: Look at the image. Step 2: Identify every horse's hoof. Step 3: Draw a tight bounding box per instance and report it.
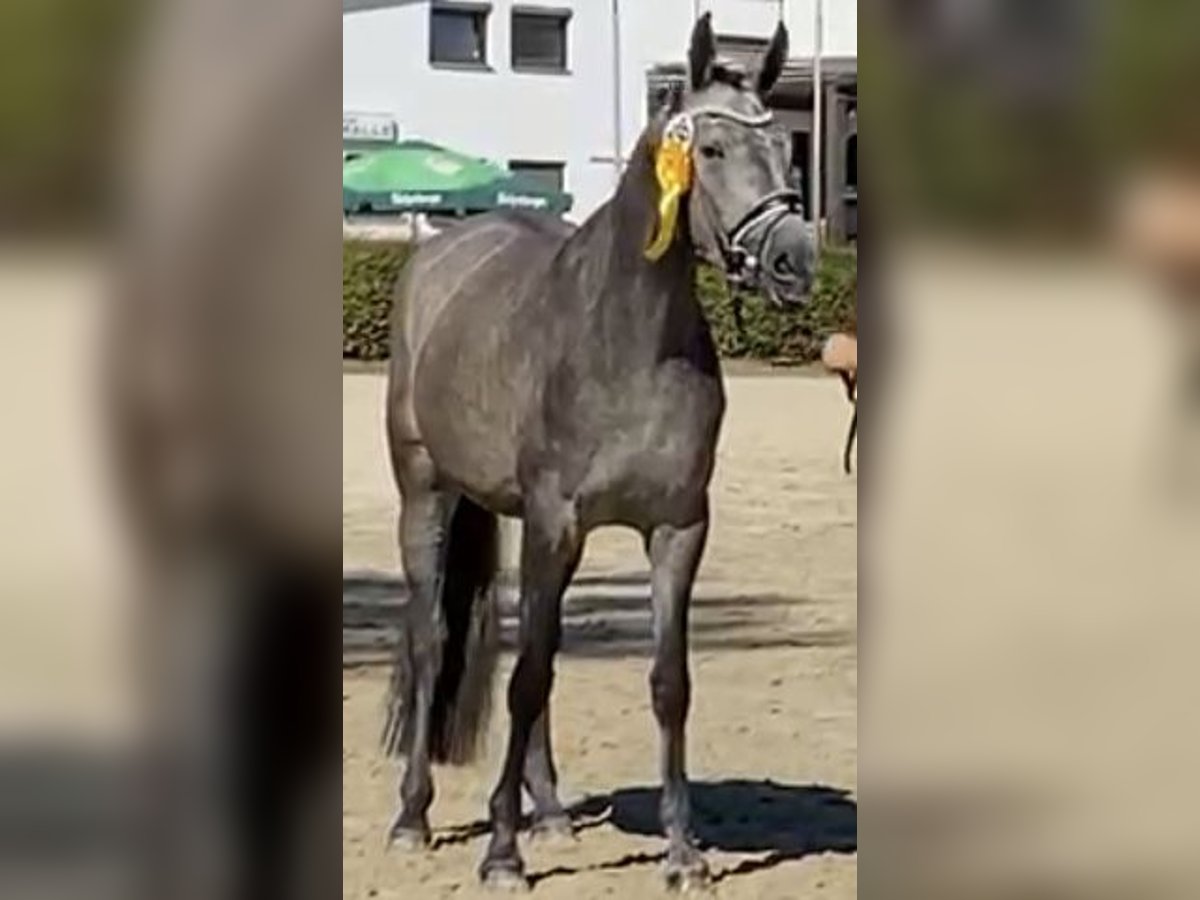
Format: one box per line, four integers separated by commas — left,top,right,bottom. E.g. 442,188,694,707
665,857,712,893
479,859,529,893
387,824,432,852
530,814,576,845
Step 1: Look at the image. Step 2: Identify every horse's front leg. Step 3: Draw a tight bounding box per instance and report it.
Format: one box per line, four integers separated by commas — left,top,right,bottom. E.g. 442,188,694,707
480,502,581,889
646,510,711,891
523,703,573,840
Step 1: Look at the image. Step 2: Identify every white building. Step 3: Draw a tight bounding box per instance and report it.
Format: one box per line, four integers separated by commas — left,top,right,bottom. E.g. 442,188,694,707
343,0,857,230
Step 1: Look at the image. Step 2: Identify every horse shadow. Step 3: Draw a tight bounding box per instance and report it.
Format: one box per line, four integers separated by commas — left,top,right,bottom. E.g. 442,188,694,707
603,780,856,883
435,779,856,886
343,570,851,662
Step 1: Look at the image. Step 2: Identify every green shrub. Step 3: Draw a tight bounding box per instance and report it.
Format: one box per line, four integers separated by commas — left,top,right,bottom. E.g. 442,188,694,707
342,240,412,360
342,239,856,363
697,245,857,362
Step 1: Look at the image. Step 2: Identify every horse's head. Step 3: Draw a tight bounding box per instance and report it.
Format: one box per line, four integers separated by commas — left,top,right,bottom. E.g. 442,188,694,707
652,13,816,306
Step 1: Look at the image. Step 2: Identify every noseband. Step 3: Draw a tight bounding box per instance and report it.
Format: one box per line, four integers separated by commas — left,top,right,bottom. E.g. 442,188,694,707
722,188,805,284
686,106,805,285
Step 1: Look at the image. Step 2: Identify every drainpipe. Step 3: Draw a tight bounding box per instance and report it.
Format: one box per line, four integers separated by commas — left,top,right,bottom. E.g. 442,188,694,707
811,0,824,251
610,0,624,186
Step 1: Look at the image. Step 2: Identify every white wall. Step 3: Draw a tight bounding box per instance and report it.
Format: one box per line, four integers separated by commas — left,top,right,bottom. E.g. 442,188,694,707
615,1,856,190
343,0,621,219
343,0,856,220
631,0,857,77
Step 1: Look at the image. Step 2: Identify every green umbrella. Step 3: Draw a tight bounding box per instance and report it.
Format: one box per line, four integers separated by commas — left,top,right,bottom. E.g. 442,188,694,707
343,140,571,216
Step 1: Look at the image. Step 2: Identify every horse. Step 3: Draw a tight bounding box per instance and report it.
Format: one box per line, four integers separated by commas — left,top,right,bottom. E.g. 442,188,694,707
383,13,817,891
821,332,858,474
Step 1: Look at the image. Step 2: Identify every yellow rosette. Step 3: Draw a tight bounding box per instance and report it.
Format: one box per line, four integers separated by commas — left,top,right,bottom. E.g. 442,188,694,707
645,115,695,261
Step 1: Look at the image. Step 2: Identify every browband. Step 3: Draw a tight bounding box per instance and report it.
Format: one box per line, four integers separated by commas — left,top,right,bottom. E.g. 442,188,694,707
687,107,775,128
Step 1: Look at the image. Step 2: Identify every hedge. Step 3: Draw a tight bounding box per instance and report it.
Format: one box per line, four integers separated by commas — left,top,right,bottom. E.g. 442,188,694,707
343,239,855,363
343,240,413,361
697,245,857,362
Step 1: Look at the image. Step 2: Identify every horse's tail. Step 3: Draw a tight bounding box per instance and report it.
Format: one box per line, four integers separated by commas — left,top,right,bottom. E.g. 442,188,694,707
382,497,501,765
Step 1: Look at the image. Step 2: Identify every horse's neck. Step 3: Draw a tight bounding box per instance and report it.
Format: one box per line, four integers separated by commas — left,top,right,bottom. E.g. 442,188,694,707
562,139,705,365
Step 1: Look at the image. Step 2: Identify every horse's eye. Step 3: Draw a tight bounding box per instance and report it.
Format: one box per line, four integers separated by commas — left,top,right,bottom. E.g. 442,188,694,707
699,144,724,160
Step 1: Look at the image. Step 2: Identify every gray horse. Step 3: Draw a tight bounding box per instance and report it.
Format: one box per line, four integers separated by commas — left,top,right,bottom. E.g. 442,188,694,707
384,14,816,891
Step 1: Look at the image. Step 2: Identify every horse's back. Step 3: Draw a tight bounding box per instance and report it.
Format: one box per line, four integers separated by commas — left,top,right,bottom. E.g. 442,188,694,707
387,212,571,487
393,212,570,366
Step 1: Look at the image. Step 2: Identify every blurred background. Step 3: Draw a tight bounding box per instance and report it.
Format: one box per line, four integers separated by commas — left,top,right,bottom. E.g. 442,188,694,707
1,1,342,898
0,1,144,237
1,0,1199,898
863,2,1200,898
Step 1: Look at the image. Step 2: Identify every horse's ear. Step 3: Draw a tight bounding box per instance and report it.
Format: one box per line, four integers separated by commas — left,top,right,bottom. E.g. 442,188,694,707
689,12,717,90
757,21,788,97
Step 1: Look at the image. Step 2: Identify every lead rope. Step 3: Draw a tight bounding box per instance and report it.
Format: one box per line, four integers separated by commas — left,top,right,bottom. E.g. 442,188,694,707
692,171,751,352
727,278,749,353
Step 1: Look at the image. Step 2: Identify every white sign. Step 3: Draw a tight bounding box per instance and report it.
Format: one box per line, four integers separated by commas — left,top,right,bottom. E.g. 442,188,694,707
390,192,443,207
343,112,398,143
498,192,548,210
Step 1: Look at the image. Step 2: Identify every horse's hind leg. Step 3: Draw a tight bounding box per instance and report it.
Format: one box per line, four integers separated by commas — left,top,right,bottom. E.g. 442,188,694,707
480,499,582,888
646,511,711,891
388,445,454,850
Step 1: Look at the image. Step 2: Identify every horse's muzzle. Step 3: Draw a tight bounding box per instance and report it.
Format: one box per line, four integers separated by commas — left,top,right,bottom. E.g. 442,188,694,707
758,213,817,306
716,191,817,306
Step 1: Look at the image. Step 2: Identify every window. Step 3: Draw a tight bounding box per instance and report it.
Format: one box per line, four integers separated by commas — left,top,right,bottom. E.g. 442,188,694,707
430,4,489,67
790,131,809,191
845,134,858,191
511,8,569,72
509,160,565,194
645,65,686,117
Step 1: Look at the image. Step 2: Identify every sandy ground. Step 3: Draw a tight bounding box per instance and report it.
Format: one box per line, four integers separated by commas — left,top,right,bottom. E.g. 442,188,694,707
342,369,858,899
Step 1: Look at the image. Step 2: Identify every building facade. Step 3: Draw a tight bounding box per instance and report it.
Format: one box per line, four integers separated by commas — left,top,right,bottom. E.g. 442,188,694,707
343,0,857,234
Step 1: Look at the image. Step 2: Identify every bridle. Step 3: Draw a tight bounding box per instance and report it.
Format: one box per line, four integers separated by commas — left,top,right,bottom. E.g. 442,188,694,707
685,105,806,286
